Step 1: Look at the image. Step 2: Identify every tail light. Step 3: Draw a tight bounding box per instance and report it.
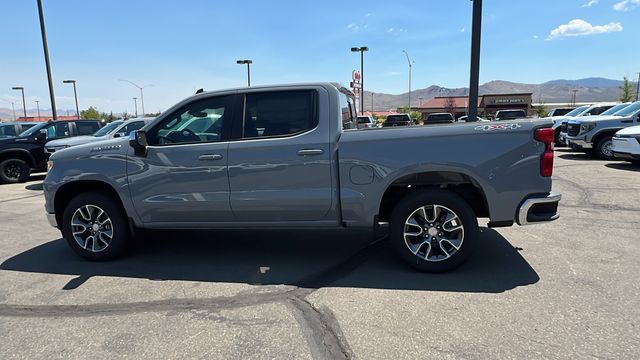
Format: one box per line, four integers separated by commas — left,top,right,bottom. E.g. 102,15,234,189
535,128,554,177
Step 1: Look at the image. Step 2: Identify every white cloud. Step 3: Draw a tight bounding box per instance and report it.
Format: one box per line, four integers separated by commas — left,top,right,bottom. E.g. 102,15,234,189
387,28,407,35
346,23,360,31
460,27,466,33
546,19,623,40
533,35,539,39
581,0,598,7
613,0,640,11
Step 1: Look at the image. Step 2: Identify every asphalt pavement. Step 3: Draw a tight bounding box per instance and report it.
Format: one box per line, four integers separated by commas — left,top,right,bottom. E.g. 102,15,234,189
0,149,638,359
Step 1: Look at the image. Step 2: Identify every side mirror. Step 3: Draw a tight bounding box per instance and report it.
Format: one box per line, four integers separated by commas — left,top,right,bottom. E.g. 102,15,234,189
35,132,46,142
129,130,148,157
113,133,123,138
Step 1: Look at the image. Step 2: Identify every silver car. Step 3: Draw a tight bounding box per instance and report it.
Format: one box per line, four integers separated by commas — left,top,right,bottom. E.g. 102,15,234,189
45,118,153,154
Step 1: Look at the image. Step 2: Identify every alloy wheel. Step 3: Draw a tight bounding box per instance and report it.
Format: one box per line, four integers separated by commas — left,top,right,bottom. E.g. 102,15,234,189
403,204,464,262
70,205,114,252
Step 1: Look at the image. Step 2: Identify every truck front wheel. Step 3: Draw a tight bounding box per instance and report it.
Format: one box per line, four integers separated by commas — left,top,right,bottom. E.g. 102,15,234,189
389,189,478,272
594,136,614,160
0,158,31,183
62,192,130,261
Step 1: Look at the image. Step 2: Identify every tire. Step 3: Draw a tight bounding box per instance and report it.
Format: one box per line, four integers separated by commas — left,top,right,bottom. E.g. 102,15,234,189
594,136,614,160
62,192,130,261
389,189,478,273
0,158,31,184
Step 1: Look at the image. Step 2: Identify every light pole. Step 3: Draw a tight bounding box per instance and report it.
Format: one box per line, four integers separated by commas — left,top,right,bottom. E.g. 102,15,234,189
371,92,374,113
119,79,152,116
133,97,138,117
635,72,639,102
402,50,413,112
37,0,57,120
35,100,41,119
63,80,80,119
350,47,368,114
11,87,27,119
236,60,253,86
0,99,16,121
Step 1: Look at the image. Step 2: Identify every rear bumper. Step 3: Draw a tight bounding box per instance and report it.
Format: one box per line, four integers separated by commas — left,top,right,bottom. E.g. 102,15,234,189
517,192,561,226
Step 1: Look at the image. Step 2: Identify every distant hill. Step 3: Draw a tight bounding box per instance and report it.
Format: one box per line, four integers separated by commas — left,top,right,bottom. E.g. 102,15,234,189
365,78,634,111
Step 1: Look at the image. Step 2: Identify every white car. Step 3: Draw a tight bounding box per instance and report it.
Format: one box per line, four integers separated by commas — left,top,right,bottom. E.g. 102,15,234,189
611,125,640,164
45,118,153,154
554,103,622,145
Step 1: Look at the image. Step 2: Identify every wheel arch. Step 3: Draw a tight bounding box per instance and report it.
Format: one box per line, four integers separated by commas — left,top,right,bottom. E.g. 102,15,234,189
54,180,129,230
0,149,36,167
591,128,621,146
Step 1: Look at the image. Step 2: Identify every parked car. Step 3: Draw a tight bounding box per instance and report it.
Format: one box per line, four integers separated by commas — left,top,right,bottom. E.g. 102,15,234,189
554,103,619,145
0,120,103,183
0,122,39,139
45,118,153,154
457,115,489,122
44,83,560,273
494,109,527,121
382,114,413,127
356,115,377,129
565,101,640,159
424,113,455,124
547,108,575,117
611,125,640,164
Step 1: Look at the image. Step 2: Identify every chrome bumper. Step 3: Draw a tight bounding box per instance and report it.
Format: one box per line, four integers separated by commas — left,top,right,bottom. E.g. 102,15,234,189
46,212,58,228
517,192,561,226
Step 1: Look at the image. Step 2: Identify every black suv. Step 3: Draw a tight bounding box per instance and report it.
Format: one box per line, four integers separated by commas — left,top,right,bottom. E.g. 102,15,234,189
0,122,39,139
0,120,103,183
383,114,413,127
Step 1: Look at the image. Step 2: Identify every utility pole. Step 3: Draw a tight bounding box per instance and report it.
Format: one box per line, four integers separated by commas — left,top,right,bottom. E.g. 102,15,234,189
37,0,57,120
467,0,482,122
119,79,152,116
11,87,27,119
371,93,374,113
402,50,413,111
636,72,640,102
63,80,80,119
35,100,41,119
133,97,138,117
236,60,253,86
571,89,578,106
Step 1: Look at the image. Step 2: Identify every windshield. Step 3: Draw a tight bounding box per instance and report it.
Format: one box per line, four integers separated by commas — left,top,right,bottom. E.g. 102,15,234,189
564,106,590,117
614,101,640,117
599,103,630,116
93,121,123,137
18,122,48,137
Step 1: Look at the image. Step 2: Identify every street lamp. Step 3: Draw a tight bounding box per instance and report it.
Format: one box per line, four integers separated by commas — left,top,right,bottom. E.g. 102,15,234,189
402,50,413,112
351,46,368,114
37,0,57,120
133,97,139,117
236,60,253,86
11,87,27,119
119,79,152,116
35,100,41,119
63,80,80,119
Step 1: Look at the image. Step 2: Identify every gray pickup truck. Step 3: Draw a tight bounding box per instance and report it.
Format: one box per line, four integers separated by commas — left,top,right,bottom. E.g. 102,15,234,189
43,83,561,272
565,101,640,159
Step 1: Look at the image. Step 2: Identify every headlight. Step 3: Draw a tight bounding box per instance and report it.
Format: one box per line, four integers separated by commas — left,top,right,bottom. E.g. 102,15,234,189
580,123,596,133
47,160,54,171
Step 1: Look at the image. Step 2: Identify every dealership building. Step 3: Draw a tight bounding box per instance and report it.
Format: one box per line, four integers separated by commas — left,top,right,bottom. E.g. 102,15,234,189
412,93,533,120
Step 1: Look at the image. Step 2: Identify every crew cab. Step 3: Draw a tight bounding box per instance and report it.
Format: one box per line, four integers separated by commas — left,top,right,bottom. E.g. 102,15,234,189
43,83,560,272
0,122,39,139
0,119,103,183
45,118,153,154
565,101,640,159
611,125,640,164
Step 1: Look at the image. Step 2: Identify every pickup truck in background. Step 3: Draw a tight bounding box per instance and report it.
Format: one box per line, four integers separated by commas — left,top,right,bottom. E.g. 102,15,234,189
547,107,575,117
0,122,39,139
553,103,618,145
565,101,640,159
356,115,377,129
494,109,527,121
382,114,413,127
0,120,103,183
424,113,455,124
43,83,561,272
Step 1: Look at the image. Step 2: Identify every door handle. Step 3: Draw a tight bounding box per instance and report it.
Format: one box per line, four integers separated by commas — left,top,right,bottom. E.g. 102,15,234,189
198,154,223,161
297,149,324,156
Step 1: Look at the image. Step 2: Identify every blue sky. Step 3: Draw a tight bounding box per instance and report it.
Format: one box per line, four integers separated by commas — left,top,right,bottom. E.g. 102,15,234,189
0,0,638,113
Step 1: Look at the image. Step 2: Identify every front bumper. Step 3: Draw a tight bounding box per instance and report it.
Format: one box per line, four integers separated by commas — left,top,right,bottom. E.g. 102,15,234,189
517,192,561,226
612,151,640,161
45,212,58,228
566,138,593,149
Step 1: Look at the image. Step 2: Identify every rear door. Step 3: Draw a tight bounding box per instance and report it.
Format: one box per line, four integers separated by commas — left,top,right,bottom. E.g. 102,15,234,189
227,88,335,222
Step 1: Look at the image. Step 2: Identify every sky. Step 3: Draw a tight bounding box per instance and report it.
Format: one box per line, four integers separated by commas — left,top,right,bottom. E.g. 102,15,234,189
0,0,638,114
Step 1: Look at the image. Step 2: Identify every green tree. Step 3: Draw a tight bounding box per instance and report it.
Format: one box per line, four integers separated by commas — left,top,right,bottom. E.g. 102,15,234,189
80,106,102,120
535,104,548,118
619,77,634,102
399,106,409,114
410,111,422,124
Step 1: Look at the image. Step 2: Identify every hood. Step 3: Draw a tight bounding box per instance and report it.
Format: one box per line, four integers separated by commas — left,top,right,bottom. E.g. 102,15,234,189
0,135,31,146
568,115,621,124
46,135,103,148
616,125,640,136
50,137,129,161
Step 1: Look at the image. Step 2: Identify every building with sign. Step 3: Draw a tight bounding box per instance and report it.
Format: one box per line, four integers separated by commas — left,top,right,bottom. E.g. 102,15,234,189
411,93,533,120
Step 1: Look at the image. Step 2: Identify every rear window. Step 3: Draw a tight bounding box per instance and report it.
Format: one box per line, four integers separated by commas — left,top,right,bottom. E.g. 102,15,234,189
386,115,410,122
76,122,101,135
426,114,453,122
357,116,372,124
550,108,573,116
340,93,356,130
497,110,525,118
0,125,16,136
587,106,613,116
243,90,317,138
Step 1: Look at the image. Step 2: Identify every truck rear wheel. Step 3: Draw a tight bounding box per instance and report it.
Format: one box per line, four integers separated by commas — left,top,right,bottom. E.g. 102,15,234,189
62,192,130,261
0,158,31,183
594,136,614,160
389,189,478,273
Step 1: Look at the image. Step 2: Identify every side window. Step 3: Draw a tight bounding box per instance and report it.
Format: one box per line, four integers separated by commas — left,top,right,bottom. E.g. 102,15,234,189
77,122,100,135
121,121,145,136
147,96,228,145
340,93,355,130
46,122,70,139
242,90,316,138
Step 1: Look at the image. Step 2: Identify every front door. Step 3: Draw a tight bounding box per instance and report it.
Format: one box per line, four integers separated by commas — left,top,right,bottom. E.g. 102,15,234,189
127,94,234,225
227,89,335,222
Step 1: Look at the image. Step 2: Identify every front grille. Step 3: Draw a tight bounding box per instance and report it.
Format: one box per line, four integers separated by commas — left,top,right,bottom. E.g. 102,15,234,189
560,122,568,133
567,124,580,137
46,148,56,153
